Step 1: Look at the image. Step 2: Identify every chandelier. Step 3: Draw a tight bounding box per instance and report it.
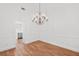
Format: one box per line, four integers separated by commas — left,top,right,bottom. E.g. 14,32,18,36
32,3,48,25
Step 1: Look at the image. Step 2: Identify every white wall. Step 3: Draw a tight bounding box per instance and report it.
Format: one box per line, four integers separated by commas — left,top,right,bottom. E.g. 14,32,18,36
40,3,79,52
0,4,18,51
0,3,38,51
24,3,79,52
0,3,79,52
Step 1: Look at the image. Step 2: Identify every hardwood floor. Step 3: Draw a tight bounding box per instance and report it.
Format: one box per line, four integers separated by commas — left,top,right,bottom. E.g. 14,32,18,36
16,39,79,56
0,39,79,56
0,48,15,56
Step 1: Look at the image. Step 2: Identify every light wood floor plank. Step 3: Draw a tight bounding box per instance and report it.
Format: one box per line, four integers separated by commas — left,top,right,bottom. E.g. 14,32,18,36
16,39,79,56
